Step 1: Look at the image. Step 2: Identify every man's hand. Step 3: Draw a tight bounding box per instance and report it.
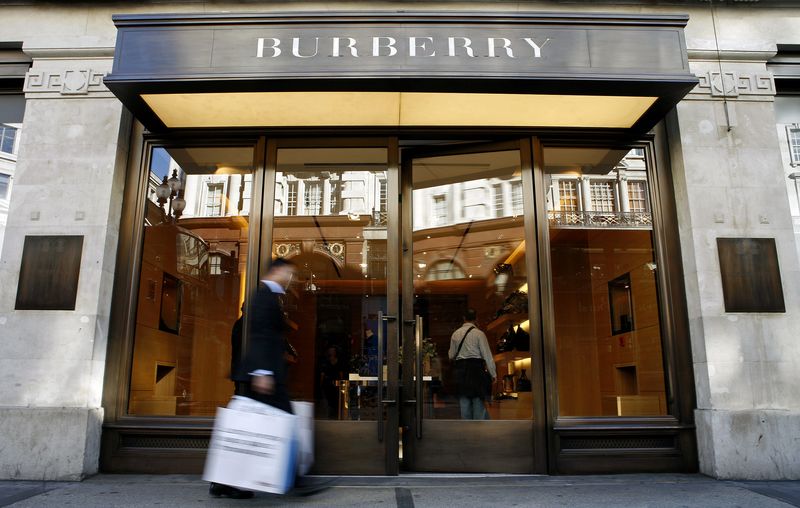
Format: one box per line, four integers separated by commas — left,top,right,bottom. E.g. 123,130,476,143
251,374,275,395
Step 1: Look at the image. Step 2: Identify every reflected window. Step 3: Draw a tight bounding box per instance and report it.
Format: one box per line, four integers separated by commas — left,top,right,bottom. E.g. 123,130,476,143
788,126,800,165
545,146,667,418
493,184,504,217
425,260,465,281
511,181,523,215
304,181,323,215
205,183,224,216
0,173,9,200
558,180,579,211
209,253,222,275
590,181,616,212
433,195,447,225
129,145,254,416
627,180,648,213
0,125,17,155
286,180,298,215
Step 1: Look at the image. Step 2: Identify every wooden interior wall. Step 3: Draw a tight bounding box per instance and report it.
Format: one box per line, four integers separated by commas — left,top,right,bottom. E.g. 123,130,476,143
551,228,666,417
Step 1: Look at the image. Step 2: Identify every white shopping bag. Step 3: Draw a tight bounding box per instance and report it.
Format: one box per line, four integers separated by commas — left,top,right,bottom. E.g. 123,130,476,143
203,397,298,494
290,401,314,475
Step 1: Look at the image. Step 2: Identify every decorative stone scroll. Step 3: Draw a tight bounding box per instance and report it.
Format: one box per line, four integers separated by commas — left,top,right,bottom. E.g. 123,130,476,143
24,68,109,96
692,71,775,98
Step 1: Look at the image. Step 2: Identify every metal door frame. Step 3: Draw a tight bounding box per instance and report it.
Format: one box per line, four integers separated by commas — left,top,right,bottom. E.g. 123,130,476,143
399,139,547,474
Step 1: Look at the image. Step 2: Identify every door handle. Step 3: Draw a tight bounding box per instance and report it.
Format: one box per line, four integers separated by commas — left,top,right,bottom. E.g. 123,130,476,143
377,310,386,442
377,311,399,443
415,315,424,439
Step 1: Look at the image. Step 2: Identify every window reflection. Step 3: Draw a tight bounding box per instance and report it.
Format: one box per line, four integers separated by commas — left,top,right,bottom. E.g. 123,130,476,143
272,147,389,420
544,147,667,417
129,146,254,416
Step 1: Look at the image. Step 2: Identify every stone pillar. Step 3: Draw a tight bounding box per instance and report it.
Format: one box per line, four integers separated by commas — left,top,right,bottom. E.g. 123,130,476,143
668,52,800,479
0,51,129,480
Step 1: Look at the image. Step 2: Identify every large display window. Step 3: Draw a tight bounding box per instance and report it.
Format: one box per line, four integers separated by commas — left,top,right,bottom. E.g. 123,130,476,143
543,147,668,417
128,145,255,416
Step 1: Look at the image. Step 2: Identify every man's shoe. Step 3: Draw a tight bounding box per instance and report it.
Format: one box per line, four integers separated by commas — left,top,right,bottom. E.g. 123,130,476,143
208,482,255,499
289,477,335,497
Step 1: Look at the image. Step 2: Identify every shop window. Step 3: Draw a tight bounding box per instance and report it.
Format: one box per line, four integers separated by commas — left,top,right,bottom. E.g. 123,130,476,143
544,146,667,418
129,145,254,416
0,173,9,200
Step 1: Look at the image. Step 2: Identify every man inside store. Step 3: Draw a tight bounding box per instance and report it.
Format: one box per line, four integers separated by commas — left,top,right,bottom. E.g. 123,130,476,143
448,309,497,420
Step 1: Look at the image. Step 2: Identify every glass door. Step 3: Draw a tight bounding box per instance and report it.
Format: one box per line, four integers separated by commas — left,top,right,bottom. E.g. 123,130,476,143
261,139,401,474
400,141,546,473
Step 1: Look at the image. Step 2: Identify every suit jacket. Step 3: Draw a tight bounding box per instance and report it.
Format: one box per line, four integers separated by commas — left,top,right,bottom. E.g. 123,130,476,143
235,281,291,412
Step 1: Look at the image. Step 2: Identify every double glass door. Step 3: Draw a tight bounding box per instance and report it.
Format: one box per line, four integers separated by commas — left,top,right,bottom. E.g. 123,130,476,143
263,138,542,474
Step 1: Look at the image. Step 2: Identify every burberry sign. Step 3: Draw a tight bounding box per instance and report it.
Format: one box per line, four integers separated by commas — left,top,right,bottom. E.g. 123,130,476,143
108,14,690,81
255,35,550,59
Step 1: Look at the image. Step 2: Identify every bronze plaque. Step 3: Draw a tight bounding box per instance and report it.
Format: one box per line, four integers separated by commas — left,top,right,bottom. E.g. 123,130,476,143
717,238,785,313
15,235,84,310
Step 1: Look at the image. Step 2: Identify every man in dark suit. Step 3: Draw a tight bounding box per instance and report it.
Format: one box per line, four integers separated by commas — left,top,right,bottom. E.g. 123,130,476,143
236,257,296,412
210,258,296,499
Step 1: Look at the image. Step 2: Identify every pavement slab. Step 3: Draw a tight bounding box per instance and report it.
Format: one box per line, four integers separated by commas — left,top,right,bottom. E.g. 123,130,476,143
2,474,799,508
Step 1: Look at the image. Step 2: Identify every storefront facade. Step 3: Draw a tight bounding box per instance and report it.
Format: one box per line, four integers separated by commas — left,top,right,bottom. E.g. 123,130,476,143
0,1,798,481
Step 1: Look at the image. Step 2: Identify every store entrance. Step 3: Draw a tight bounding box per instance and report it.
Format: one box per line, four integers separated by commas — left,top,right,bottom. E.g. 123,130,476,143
264,138,542,474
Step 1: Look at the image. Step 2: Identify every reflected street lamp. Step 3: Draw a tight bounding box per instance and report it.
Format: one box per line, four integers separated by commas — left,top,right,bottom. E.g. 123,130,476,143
156,168,184,222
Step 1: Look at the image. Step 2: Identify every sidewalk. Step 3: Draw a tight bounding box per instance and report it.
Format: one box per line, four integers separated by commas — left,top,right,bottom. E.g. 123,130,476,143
2,474,799,507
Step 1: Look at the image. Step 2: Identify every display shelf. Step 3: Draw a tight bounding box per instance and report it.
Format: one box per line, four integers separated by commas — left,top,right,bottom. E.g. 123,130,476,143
493,350,531,363
486,313,527,333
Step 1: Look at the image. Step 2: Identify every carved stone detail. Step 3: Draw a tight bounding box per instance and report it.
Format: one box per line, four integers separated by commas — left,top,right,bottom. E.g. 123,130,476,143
693,71,776,98
24,69,108,95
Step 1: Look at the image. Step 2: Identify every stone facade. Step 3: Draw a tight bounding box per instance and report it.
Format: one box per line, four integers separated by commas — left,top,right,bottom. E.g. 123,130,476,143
0,1,799,480
0,46,129,479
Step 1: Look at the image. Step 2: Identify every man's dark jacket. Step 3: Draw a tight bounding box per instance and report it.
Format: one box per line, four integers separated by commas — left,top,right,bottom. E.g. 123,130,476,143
233,281,292,412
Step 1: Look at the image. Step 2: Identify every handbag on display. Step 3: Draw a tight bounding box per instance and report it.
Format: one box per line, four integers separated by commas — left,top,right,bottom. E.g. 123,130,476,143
515,369,532,392
514,325,530,352
496,325,514,353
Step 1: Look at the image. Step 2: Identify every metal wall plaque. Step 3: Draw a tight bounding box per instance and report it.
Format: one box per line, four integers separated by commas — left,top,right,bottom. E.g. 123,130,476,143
15,235,84,310
717,238,785,313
